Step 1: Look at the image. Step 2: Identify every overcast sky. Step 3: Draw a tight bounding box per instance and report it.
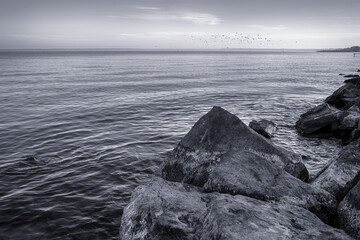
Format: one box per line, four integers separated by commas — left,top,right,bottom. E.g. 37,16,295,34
0,0,359,49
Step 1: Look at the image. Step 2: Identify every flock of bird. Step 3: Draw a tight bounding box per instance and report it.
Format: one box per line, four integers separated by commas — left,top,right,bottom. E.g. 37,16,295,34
182,32,295,48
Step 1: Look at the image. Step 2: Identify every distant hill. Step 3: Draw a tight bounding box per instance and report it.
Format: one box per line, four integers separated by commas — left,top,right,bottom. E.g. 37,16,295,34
318,46,360,52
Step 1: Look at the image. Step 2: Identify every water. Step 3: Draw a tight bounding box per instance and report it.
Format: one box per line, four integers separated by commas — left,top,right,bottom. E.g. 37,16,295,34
0,50,359,239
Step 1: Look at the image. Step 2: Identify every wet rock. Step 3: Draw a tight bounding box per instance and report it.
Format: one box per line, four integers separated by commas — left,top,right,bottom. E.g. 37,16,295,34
344,77,360,85
120,178,352,240
199,150,338,224
326,82,360,110
161,106,308,182
344,75,360,78
295,103,340,136
249,119,277,138
159,108,342,223
312,144,360,202
338,181,360,239
336,111,360,138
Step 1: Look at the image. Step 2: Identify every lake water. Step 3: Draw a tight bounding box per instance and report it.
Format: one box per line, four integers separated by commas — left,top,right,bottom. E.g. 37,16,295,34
1,50,359,239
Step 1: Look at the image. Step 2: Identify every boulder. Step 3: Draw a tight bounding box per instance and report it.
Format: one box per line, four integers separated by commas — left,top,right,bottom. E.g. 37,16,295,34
326,83,360,110
159,108,339,224
344,77,360,85
338,181,360,239
296,103,340,136
199,150,338,224
120,178,352,240
312,144,360,202
249,119,277,138
161,106,308,182
344,75,360,78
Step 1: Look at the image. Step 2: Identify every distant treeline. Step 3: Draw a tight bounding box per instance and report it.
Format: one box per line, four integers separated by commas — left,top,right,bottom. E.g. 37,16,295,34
318,46,360,52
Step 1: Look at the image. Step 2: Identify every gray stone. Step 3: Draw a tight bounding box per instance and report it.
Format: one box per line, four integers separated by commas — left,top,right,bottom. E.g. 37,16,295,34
344,77,360,85
120,178,352,240
161,106,308,182
326,83,360,110
338,181,360,239
296,103,340,136
249,119,277,138
200,150,338,225
312,144,360,202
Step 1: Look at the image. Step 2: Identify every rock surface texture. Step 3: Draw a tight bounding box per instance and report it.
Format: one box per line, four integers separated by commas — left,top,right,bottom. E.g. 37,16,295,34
162,106,308,182
312,144,360,202
296,76,360,142
120,178,352,240
338,181,360,239
249,119,277,138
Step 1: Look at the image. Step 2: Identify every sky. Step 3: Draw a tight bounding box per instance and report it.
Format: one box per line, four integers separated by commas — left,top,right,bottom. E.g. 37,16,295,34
0,0,359,49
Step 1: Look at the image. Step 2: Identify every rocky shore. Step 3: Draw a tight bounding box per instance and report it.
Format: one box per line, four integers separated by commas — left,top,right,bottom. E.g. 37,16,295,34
120,74,360,239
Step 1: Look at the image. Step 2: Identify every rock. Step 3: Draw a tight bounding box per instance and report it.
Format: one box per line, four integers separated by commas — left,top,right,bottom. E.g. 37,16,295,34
296,103,340,136
344,75,360,78
312,144,360,202
249,119,277,138
326,83,360,110
120,178,352,240
199,150,338,224
338,181,360,239
159,108,340,224
344,77,360,85
335,111,360,139
161,106,308,182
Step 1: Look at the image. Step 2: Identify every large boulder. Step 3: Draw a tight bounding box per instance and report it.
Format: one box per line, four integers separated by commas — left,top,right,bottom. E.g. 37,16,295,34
326,82,360,110
249,119,277,138
161,106,308,182
199,150,337,224
338,181,360,239
159,108,341,224
312,144,360,202
120,179,352,240
344,77,360,85
296,103,340,136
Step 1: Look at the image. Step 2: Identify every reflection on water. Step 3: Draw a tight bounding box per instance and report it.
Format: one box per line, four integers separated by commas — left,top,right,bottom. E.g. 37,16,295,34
0,51,359,239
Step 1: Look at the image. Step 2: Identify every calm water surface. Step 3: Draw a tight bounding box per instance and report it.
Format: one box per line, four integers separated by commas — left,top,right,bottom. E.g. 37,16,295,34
1,50,359,239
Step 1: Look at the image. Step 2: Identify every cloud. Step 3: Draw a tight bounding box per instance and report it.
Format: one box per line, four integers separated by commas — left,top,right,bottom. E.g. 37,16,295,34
179,12,221,25
133,6,160,11
128,11,221,25
337,16,352,20
246,25,287,31
106,15,119,19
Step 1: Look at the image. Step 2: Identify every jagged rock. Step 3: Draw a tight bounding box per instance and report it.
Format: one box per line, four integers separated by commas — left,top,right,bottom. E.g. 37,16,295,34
338,181,360,239
159,107,342,223
161,106,308,182
249,119,277,138
296,103,341,136
344,75,360,78
199,150,337,224
326,82,360,110
120,179,352,240
344,77,360,85
312,144,360,202
338,111,360,129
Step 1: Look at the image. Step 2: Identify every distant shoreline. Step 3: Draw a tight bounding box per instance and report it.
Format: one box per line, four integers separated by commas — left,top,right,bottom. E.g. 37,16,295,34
318,46,360,52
